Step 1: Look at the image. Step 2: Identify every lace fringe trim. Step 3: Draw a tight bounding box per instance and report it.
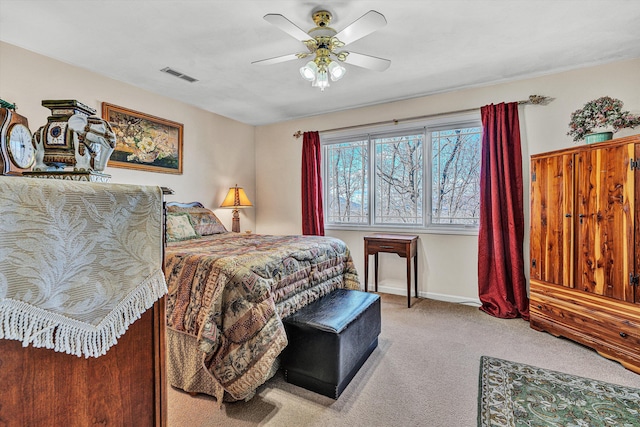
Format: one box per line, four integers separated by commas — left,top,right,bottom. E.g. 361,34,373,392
0,269,167,358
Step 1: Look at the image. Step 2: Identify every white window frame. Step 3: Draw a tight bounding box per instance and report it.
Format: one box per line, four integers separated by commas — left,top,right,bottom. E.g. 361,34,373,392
321,112,481,235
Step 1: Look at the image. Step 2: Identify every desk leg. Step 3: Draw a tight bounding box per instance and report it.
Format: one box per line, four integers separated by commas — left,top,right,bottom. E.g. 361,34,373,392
406,255,411,308
364,254,369,292
374,253,379,292
414,250,418,299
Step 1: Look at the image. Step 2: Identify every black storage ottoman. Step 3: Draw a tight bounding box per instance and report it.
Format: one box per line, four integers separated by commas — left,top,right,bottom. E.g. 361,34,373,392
281,288,381,399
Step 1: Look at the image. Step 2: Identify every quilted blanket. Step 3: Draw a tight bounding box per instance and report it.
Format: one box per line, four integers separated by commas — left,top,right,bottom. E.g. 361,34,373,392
165,232,359,401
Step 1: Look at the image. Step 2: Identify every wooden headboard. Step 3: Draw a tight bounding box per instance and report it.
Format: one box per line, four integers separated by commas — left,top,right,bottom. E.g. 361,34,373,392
166,201,204,209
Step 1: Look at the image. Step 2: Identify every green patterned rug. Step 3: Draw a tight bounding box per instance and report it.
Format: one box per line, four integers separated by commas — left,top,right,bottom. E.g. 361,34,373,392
478,356,640,427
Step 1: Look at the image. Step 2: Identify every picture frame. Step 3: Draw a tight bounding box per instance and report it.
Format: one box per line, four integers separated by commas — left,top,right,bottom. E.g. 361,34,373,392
102,102,183,174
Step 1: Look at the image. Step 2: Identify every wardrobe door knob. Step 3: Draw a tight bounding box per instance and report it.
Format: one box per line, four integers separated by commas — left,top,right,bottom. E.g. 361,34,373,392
620,332,628,338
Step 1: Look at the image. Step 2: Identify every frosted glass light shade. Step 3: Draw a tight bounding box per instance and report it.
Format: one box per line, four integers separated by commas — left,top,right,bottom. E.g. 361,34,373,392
312,70,329,91
299,61,317,81
328,61,346,81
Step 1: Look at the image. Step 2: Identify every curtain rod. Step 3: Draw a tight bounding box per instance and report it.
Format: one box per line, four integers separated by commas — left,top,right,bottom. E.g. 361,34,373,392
292,94,552,139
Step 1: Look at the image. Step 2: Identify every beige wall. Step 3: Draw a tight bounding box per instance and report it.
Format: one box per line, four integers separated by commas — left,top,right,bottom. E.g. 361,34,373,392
255,58,640,304
0,41,256,232
3,40,638,304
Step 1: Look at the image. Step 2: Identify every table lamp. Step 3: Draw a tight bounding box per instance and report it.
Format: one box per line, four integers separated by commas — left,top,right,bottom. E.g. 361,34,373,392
220,184,252,232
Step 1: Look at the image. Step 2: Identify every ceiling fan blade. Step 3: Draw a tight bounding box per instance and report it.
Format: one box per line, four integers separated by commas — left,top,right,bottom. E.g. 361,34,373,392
335,10,387,46
252,53,309,65
264,14,311,42
341,51,391,71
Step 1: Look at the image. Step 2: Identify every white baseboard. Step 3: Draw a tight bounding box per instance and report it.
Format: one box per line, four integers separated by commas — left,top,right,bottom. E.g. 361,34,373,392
373,285,481,307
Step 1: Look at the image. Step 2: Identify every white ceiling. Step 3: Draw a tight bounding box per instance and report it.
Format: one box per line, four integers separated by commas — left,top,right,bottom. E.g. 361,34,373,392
1,1,639,126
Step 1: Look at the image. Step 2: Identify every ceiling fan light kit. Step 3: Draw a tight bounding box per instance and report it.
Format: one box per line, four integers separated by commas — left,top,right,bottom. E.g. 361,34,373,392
254,9,390,91
299,54,346,91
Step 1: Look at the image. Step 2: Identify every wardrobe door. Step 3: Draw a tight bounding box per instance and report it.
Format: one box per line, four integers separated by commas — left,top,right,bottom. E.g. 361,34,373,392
575,143,636,302
530,153,574,287
635,143,640,304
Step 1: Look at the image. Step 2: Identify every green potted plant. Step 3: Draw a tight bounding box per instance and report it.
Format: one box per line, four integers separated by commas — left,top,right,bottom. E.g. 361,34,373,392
567,96,640,143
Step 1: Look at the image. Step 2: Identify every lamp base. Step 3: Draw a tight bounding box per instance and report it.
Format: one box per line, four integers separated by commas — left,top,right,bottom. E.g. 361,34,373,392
231,209,240,233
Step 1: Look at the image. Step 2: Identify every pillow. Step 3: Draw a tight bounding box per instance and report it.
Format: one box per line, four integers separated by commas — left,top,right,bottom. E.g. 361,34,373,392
166,212,201,242
167,205,227,235
166,204,193,213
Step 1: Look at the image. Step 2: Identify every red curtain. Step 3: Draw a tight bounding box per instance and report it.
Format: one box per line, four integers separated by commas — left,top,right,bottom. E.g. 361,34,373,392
478,102,529,320
301,131,325,236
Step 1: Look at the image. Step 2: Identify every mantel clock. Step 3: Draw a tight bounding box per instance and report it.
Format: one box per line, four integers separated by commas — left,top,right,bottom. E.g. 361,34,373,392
0,103,35,175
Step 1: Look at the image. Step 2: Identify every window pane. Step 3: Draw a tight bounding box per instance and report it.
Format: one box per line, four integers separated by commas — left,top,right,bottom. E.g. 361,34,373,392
325,140,368,223
374,133,423,224
431,127,482,225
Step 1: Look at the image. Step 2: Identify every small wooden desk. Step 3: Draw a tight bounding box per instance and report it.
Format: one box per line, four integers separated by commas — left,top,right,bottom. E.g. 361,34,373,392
364,234,419,308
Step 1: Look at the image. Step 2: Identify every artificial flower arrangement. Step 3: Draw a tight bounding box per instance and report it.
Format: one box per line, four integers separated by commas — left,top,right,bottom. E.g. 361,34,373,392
567,96,640,142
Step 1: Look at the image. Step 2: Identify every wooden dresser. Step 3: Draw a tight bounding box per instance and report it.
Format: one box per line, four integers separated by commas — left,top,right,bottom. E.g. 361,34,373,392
529,134,640,373
0,300,166,426
0,185,171,426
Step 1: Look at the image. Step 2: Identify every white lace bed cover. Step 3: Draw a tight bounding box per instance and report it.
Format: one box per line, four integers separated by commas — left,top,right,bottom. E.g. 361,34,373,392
0,176,167,358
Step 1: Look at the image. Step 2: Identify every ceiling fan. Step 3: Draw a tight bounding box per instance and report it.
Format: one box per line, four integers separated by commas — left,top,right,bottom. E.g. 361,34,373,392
252,9,391,91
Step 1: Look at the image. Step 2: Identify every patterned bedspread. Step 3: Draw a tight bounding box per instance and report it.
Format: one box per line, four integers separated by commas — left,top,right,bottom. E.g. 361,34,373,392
165,232,359,401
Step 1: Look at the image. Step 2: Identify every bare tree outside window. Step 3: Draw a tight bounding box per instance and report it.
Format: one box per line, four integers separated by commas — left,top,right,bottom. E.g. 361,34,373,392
431,127,482,225
375,134,423,224
323,118,481,231
325,140,368,223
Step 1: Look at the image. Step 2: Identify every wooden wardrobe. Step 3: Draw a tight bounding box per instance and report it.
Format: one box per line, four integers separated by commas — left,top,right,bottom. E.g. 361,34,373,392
529,134,640,373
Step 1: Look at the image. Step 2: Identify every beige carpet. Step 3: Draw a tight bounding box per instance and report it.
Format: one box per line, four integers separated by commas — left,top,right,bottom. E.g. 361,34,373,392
167,294,640,427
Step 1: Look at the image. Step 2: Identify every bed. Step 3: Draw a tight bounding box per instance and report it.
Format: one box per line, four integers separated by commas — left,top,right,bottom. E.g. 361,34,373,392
163,202,360,402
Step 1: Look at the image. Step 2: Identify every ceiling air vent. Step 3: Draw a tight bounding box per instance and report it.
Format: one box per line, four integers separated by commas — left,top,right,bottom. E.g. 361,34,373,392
160,67,198,83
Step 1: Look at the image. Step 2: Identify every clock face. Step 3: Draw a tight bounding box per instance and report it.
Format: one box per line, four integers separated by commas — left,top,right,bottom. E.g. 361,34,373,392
8,123,35,169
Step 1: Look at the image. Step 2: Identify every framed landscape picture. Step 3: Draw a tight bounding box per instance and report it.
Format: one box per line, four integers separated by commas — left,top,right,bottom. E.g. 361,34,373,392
102,103,183,174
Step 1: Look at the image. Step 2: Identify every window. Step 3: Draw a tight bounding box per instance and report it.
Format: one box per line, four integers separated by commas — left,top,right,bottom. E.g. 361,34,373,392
325,139,369,224
374,132,423,225
430,127,482,226
322,115,482,233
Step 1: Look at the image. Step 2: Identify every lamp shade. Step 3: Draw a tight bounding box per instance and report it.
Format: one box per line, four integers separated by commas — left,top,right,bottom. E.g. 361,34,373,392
312,70,330,91
220,185,252,208
328,61,346,81
299,61,317,81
